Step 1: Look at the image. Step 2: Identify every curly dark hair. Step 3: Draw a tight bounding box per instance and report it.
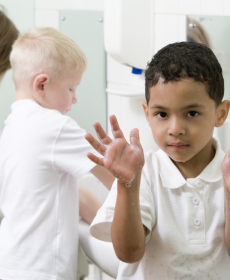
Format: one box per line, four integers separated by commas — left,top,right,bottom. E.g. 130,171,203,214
145,41,224,106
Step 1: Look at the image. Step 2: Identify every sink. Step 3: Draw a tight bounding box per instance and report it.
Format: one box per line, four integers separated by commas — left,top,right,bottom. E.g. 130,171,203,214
79,219,119,279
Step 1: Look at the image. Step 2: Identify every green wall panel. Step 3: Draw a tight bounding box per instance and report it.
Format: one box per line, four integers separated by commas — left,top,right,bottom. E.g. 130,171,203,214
0,0,34,131
60,10,107,139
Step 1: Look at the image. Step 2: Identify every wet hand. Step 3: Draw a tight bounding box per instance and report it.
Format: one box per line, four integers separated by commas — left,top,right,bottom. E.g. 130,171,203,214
221,150,230,199
85,115,145,186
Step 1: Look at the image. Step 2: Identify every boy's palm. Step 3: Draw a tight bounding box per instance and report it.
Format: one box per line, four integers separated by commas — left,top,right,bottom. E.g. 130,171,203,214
222,150,230,193
85,115,145,184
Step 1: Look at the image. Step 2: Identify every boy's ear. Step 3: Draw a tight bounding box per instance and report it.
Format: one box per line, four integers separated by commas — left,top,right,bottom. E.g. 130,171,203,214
142,102,150,125
32,74,49,98
215,100,230,127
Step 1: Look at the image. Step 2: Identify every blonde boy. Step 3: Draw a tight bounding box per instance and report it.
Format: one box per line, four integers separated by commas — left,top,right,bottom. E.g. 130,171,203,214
86,42,230,279
0,28,114,280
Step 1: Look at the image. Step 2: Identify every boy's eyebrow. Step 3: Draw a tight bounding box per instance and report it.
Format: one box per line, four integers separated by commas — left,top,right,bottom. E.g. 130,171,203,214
150,103,205,110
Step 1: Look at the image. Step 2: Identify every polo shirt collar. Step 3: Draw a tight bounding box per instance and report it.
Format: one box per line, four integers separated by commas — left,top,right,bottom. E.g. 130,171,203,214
157,138,225,189
197,138,225,182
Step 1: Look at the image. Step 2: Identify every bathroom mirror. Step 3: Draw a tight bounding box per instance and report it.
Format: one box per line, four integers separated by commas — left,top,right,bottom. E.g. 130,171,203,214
187,15,230,100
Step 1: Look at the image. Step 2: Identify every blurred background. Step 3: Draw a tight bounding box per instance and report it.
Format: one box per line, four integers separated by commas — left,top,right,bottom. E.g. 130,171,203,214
1,0,230,279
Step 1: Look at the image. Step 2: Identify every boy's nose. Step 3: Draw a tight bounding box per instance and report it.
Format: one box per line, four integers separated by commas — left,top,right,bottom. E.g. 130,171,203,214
72,93,77,104
168,117,185,136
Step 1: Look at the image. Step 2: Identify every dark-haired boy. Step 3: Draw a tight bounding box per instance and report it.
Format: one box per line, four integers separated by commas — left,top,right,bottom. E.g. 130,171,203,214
86,42,230,279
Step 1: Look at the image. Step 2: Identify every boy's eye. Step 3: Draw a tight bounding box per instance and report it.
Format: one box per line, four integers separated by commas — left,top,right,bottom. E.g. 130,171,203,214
187,111,199,117
156,112,168,119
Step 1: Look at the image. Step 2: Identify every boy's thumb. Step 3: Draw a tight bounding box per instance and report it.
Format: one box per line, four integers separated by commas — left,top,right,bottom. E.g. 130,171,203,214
130,128,141,147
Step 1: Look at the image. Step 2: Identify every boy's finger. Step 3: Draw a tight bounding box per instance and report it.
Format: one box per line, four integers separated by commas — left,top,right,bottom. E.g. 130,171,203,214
85,133,106,156
87,152,104,166
130,128,142,148
93,122,113,145
110,115,125,139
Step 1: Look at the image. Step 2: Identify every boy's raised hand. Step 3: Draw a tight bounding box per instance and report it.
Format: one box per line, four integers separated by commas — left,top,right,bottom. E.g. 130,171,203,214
221,150,230,255
85,115,145,186
221,150,230,197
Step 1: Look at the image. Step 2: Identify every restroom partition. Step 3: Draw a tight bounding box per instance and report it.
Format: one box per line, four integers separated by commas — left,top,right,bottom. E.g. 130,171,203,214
60,11,107,140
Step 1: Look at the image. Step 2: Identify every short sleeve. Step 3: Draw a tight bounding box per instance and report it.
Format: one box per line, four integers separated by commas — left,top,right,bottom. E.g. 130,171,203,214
53,117,97,178
90,172,156,243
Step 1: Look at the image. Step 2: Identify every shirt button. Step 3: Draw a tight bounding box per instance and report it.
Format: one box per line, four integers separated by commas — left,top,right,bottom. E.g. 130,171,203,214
194,219,201,226
193,198,200,205
196,181,203,188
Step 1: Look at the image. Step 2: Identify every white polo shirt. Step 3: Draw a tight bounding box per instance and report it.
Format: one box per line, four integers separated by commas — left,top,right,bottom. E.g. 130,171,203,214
90,139,230,279
0,100,96,280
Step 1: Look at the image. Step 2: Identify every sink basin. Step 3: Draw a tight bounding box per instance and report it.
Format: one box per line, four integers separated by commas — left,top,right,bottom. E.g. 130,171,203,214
79,219,119,278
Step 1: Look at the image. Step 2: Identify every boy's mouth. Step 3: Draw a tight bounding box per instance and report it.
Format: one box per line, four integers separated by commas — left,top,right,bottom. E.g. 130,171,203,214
168,142,189,150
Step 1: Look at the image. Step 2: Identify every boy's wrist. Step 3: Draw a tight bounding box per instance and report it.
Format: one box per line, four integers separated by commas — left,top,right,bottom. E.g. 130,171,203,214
117,171,142,192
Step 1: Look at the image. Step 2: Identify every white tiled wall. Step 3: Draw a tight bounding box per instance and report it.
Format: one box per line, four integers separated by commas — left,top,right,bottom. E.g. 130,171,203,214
35,0,104,11
35,10,59,29
177,0,200,15
200,0,224,16
224,0,230,16
155,0,225,15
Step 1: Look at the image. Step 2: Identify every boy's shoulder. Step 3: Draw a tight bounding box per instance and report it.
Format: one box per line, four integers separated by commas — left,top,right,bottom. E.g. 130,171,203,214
4,100,84,144
8,99,78,128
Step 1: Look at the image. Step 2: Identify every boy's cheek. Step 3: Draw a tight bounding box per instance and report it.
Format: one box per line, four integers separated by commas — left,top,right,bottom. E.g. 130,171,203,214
151,129,164,147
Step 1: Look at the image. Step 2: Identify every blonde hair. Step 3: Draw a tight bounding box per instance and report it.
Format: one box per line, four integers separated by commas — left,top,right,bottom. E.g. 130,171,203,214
10,27,87,88
0,6,19,77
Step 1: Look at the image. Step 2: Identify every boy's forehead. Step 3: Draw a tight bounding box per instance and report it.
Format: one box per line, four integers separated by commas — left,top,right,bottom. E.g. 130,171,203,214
148,78,211,107
62,70,83,84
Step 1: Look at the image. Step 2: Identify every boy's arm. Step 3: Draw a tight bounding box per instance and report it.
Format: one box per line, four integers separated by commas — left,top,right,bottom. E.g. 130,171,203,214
79,186,102,224
90,165,115,190
85,115,146,263
112,177,149,263
221,151,230,256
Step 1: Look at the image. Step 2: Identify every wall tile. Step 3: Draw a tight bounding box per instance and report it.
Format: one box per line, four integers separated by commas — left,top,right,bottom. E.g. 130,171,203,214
71,0,89,10
87,0,104,11
35,0,88,10
178,15,187,41
155,14,178,53
200,0,224,15
177,0,200,15
224,0,230,16
155,0,178,14
35,0,47,9
35,10,59,29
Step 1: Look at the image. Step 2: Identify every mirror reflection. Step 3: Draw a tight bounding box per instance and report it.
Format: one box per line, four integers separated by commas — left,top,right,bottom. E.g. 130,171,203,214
187,15,230,100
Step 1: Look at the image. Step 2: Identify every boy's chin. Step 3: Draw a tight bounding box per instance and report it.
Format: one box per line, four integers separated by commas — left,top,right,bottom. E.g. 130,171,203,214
168,153,191,164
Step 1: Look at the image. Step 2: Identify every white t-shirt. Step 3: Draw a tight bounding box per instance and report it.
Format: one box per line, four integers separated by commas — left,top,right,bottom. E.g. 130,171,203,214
90,138,230,280
0,100,96,280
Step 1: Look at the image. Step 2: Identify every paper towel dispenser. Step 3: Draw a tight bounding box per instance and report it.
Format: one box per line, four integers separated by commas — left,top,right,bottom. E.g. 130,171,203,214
104,0,154,70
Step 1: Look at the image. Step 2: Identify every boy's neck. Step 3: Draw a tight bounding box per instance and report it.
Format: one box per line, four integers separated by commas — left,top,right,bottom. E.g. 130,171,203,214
15,88,37,102
171,138,215,180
